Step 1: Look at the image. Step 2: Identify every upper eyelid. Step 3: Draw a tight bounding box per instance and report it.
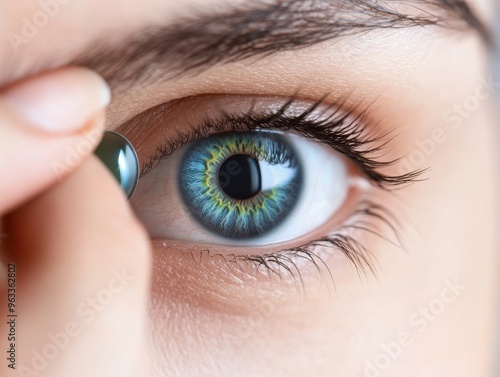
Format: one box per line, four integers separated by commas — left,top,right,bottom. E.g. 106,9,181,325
137,95,424,189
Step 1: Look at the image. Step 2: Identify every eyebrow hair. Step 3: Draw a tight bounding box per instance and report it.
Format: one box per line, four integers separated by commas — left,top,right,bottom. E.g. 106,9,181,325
76,0,489,88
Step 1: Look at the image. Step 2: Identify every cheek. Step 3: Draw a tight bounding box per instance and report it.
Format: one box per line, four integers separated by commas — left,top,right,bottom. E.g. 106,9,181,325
147,248,406,377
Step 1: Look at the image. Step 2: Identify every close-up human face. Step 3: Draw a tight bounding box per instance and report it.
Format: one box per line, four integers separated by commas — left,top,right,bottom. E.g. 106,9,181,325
0,1,498,376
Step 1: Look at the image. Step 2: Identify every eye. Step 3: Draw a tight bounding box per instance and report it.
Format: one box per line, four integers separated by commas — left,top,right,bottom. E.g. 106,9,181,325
127,95,420,269
136,129,349,246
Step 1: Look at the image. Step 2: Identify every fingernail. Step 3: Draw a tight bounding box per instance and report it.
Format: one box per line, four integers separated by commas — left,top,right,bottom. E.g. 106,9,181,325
3,67,111,134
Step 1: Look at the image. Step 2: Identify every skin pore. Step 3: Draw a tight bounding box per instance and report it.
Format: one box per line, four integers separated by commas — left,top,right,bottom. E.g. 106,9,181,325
0,1,498,377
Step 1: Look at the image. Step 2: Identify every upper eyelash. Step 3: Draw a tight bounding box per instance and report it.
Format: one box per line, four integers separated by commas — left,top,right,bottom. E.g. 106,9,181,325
141,96,424,189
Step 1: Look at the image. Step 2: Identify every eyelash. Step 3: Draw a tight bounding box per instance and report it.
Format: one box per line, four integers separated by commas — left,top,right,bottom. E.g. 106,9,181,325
142,97,422,284
162,199,400,289
231,200,399,285
141,97,423,188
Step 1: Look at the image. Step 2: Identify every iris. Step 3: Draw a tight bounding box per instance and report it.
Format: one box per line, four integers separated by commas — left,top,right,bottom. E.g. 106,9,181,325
178,131,303,239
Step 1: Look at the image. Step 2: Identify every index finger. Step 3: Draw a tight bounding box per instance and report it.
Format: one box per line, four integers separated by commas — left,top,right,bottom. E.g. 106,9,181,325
0,67,110,214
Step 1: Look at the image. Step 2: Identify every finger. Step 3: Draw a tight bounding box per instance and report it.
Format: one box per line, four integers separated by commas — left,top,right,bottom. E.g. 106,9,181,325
0,67,111,214
3,156,151,377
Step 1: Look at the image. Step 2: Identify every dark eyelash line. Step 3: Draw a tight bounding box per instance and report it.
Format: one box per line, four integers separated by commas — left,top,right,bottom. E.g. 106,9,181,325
141,97,424,189
243,97,425,188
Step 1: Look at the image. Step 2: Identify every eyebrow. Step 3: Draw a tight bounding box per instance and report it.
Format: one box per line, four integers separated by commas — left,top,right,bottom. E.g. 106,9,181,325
76,0,489,88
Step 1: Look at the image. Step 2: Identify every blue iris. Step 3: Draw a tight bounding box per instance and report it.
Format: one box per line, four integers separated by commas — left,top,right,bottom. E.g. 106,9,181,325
178,132,303,240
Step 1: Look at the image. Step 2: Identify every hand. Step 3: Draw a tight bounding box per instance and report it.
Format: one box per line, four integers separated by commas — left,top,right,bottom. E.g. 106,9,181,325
0,67,151,377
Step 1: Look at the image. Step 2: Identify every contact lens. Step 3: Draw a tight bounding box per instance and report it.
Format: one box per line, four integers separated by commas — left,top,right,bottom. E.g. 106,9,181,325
94,131,139,198
178,131,303,240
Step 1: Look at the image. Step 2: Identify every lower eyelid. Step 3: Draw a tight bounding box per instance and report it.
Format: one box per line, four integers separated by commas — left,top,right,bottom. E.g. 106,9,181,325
149,183,403,302
150,200,399,314
150,240,323,314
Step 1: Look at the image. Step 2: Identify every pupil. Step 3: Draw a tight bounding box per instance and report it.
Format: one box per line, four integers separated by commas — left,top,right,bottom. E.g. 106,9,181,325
218,154,262,200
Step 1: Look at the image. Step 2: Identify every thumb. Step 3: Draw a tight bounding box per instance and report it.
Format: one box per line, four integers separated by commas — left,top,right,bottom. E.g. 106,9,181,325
3,156,151,376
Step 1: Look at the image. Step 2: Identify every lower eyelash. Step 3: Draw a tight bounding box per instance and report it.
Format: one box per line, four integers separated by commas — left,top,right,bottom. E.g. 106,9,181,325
245,201,398,284
170,200,402,291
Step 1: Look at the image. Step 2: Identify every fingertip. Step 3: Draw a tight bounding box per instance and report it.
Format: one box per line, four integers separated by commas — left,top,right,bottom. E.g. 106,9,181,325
0,67,111,214
2,67,111,134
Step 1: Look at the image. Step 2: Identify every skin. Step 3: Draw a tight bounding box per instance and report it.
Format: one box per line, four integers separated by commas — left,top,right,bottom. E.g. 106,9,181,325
0,1,498,377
